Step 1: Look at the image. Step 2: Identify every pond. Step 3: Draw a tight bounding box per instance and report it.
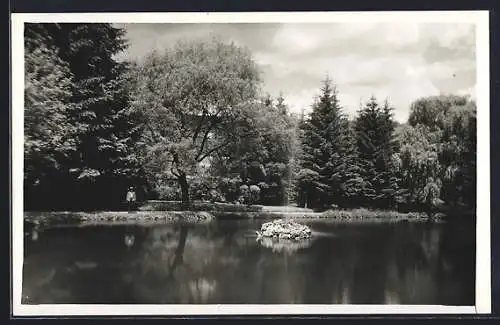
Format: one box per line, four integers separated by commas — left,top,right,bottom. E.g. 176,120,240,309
22,217,475,305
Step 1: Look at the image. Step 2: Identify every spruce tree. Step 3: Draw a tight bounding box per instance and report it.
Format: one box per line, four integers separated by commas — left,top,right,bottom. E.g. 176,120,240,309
337,120,366,208
354,96,399,209
297,76,355,209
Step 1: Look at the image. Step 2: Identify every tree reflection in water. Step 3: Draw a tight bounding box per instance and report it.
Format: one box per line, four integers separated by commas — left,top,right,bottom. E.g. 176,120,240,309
119,221,475,305
257,237,313,255
186,278,217,303
21,220,475,305
130,224,222,303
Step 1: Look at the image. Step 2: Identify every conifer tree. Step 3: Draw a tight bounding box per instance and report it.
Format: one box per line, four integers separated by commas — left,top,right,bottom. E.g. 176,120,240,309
354,96,399,208
337,120,366,207
24,24,77,209
35,23,145,209
297,76,355,209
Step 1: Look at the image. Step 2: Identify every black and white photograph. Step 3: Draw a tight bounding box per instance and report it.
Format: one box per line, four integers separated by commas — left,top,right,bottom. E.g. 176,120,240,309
11,11,490,315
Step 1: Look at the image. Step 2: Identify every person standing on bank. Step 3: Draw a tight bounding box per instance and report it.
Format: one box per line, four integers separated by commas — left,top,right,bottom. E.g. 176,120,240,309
126,186,137,211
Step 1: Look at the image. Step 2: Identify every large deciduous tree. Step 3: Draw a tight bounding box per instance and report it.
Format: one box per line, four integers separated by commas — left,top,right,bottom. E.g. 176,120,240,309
397,124,443,214
401,94,476,215
130,38,261,207
213,95,299,205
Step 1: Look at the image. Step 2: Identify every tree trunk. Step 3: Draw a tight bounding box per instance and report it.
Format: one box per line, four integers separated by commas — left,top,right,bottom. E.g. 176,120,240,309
178,172,190,209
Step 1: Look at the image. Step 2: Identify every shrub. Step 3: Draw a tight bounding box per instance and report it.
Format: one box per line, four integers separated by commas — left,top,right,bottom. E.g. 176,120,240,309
218,176,243,202
208,189,226,203
139,200,262,212
154,184,180,201
239,184,251,204
249,185,261,204
322,208,428,221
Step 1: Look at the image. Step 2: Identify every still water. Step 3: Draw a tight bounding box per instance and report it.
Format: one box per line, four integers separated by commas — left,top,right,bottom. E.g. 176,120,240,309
22,218,475,305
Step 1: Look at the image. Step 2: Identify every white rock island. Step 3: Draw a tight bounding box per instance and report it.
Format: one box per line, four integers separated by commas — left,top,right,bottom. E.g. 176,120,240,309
257,219,312,240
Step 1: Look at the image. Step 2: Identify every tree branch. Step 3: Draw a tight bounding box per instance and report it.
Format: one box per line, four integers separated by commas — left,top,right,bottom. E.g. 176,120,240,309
196,128,212,160
195,107,224,160
170,166,180,178
144,121,160,144
196,139,232,162
192,109,207,143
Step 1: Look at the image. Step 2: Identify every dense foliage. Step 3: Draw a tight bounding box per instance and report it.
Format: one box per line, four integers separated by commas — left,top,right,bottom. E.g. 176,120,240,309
128,38,262,207
354,97,402,209
296,77,359,209
24,23,145,210
398,95,476,215
24,24,77,209
24,23,476,217
297,87,476,217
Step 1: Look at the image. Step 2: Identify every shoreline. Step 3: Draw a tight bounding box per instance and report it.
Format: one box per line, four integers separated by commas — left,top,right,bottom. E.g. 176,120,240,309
22,208,444,228
23,211,216,227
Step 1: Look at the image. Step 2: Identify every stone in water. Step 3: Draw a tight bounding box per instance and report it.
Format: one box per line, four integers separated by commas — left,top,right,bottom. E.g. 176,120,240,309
257,219,312,241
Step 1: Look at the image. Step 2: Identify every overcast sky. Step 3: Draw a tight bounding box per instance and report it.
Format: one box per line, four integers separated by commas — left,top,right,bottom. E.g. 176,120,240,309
114,22,476,123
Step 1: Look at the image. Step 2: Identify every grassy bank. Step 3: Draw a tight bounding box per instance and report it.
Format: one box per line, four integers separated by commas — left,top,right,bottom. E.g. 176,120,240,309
23,206,442,228
214,209,432,223
24,211,215,227
137,201,434,221
321,208,431,222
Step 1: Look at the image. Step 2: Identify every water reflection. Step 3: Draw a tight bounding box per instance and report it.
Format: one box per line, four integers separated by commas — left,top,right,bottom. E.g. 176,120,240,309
124,234,135,248
26,221,41,241
22,219,475,305
258,237,313,254
31,229,39,241
187,278,217,303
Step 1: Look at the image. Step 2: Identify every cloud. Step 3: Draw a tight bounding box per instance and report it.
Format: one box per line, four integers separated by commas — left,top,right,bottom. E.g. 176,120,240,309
115,23,282,62
115,22,476,123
